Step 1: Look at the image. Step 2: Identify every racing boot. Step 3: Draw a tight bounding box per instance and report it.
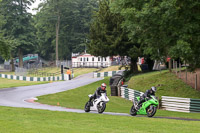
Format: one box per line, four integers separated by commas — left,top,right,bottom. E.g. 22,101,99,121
135,104,141,111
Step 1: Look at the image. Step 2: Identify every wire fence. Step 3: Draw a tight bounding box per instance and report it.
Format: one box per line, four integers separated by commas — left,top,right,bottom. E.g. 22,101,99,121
56,60,72,68
0,64,4,69
14,66,61,77
1,59,71,77
27,67,61,77
15,67,28,76
28,71,60,77
172,61,200,91
178,70,200,91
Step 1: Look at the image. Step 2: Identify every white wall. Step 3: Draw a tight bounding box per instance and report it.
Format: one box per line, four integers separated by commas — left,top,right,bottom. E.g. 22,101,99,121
72,54,111,67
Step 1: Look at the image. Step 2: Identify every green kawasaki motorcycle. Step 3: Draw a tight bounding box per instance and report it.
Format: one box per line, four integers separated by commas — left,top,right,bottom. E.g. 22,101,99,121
130,95,159,117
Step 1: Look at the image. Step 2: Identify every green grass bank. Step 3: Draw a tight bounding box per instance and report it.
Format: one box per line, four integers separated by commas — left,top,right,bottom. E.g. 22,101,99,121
0,106,199,133
128,70,200,99
38,74,200,119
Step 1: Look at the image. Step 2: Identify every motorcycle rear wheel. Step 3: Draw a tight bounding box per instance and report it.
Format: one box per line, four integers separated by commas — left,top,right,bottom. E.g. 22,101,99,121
147,105,157,117
97,102,106,113
130,105,137,116
84,102,90,112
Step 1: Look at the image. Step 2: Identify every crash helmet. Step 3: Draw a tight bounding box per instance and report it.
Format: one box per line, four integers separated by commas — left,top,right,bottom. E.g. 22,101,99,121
101,83,107,90
151,86,157,92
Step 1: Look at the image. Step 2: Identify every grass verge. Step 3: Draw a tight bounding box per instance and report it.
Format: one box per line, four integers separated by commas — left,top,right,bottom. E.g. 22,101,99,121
0,106,199,133
38,77,200,119
0,78,49,89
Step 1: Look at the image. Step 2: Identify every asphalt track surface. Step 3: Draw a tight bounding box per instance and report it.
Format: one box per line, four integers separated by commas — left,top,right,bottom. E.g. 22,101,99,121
0,72,199,121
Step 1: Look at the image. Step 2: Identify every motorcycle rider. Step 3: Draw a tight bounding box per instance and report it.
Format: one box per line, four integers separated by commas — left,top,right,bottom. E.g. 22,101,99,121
88,83,107,105
136,86,157,110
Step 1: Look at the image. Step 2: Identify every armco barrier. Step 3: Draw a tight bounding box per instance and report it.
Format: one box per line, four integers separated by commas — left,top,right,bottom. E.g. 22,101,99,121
162,96,190,113
120,87,200,113
120,87,143,101
93,70,124,78
190,99,200,113
0,73,69,81
162,96,200,113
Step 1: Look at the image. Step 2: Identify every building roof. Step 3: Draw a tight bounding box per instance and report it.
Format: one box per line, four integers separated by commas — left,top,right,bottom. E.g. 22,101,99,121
72,53,93,58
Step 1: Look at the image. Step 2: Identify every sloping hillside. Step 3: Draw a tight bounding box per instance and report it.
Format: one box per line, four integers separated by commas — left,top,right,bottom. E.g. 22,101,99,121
128,70,200,99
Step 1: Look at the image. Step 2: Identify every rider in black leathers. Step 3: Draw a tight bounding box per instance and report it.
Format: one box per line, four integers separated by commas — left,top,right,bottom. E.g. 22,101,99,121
89,83,107,105
136,86,157,110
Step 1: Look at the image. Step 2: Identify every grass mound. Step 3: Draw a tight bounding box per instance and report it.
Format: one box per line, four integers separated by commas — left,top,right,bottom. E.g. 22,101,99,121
128,70,200,99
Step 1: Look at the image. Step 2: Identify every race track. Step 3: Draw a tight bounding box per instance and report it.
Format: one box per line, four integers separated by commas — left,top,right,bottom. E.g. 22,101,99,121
0,73,102,112
0,72,199,121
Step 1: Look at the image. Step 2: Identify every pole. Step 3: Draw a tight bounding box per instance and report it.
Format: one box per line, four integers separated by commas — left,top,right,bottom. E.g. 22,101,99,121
195,73,197,90
185,61,187,83
61,65,63,74
55,0,60,66
169,59,172,73
179,59,181,78
176,61,177,75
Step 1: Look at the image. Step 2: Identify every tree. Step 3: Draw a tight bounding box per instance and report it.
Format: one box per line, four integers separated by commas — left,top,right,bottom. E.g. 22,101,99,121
0,3,10,60
34,0,98,61
0,40,10,60
0,0,36,67
88,0,141,72
112,0,200,70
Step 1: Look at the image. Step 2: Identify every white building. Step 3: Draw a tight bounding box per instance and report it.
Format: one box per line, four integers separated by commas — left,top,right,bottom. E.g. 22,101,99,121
72,53,111,68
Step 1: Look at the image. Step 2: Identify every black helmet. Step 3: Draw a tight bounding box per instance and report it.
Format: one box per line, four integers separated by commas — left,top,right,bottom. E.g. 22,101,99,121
151,86,156,92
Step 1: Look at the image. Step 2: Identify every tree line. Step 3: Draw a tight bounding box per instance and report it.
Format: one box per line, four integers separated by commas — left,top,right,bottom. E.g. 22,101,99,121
0,0,200,72
0,0,97,68
88,0,200,72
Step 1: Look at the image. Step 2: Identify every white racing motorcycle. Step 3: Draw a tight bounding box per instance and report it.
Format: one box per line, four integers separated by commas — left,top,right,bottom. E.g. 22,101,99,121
84,93,109,113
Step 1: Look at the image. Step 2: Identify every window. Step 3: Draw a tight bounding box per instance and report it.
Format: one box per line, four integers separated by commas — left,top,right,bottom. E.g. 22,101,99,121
87,58,89,61
80,58,82,61
92,57,94,61
98,57,100,61
105,58,107,61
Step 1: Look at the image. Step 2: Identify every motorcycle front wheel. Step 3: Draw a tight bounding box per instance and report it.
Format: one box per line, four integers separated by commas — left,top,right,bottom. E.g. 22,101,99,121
147,105,157,117
130,105,137,116
84,102,90,112
97,102,106,113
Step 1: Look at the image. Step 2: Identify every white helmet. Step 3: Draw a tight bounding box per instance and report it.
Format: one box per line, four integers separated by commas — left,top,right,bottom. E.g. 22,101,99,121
151,86,156,92
101,83,107,90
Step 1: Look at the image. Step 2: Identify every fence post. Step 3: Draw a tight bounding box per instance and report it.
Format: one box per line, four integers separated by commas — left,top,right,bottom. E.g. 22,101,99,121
186,68,187,83
169,59,172,72
179,60,181,78
199,74,200,91
176,61,177,75
195,73,197,90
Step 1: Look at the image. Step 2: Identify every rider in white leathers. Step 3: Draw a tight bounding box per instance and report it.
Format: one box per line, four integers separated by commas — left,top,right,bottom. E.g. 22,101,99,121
88,83,107,105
